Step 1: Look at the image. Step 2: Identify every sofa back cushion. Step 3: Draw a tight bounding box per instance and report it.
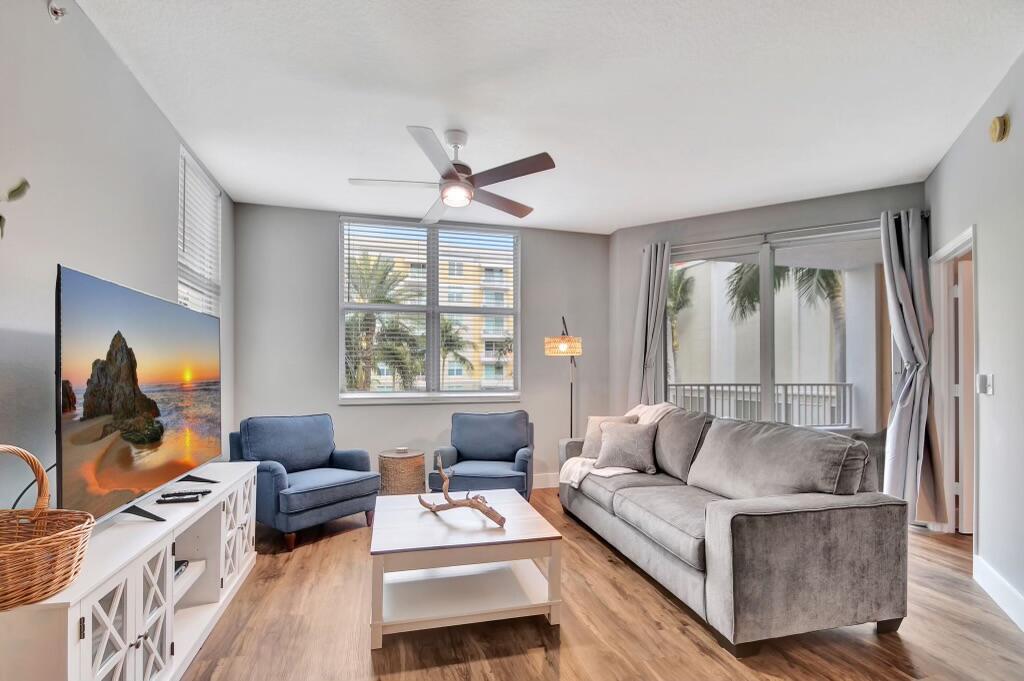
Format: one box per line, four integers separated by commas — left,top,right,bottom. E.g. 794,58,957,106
581,415,639,459
240,414,335,473
452,410,531,461
654,410,714,482
686,419,868,498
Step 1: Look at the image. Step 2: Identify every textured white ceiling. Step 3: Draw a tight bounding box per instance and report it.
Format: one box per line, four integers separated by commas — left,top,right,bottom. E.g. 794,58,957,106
79,0,1024,234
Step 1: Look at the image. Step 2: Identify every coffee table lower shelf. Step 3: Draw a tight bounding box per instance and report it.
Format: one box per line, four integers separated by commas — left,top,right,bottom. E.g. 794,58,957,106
372,557,561,648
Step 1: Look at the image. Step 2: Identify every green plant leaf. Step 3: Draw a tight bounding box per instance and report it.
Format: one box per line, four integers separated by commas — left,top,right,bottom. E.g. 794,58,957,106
6,179,30,202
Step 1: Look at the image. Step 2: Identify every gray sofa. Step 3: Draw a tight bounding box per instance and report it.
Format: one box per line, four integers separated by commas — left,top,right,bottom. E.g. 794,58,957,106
559,412,908,656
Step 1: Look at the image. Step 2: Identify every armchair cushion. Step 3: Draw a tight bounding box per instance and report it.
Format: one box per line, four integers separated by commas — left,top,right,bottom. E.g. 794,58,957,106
428,460,525,494
451,410,531,461
279,468,380,514
331,448,371,472
240,414,335,473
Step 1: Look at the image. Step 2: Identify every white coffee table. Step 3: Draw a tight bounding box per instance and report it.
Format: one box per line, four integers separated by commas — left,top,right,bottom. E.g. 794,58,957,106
369,488,562,649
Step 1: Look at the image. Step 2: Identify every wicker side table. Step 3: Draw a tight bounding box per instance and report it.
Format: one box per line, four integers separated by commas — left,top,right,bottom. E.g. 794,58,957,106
378,450,426,495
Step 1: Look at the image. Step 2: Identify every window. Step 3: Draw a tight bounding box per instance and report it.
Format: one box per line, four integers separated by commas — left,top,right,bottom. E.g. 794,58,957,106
665,223,884,430
340,220,519,400
177,148,222,316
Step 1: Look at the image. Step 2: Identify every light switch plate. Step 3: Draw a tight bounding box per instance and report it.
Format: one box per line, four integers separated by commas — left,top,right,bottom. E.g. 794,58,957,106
976,374,994,395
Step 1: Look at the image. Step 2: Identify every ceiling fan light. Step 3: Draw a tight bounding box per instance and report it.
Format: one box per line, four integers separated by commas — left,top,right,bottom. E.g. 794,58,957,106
441,182,473,208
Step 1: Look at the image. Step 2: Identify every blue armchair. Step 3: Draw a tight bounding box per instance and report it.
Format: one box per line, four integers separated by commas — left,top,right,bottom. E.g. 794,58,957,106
229,413,379,551
429,410,534,500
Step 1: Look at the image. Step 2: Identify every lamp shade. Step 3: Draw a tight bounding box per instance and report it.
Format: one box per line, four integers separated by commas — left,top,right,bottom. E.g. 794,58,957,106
544,335,582,357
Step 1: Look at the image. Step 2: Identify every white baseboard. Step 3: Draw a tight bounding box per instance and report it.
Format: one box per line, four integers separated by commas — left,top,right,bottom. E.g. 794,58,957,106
974,554,1024,632
534,472,559,489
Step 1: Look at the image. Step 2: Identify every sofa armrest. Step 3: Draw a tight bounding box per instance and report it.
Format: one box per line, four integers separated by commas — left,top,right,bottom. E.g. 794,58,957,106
331,448,371,472
704,492,908,645
558,438,584,467
255,459,289,523
433,446,458,470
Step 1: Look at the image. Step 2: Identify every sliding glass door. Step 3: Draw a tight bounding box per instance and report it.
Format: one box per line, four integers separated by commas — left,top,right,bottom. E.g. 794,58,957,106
666,223,885,431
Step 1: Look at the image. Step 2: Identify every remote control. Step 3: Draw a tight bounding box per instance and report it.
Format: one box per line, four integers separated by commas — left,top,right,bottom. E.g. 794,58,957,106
156,495,200,504
161,489,212,498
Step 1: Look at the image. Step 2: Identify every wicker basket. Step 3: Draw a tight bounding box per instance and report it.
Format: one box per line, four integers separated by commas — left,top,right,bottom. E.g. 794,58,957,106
0,445,95,611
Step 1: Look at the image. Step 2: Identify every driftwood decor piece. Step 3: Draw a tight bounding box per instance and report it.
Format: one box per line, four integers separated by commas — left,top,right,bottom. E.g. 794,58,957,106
418,455,507,527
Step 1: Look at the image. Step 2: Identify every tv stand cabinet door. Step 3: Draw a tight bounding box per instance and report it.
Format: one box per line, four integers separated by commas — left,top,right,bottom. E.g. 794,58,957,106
79,570,135,681
220,485,242,590
136,541,172,681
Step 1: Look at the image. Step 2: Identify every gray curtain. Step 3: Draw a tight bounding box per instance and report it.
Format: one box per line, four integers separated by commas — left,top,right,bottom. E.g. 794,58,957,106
880,210,945,523
628,242,671,406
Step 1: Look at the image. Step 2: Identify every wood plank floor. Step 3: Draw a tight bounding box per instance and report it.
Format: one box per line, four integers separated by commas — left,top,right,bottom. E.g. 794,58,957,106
182,489,1024,681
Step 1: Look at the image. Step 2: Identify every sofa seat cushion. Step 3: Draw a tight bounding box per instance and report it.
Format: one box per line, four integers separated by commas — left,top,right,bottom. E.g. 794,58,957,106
612,485,725,571
280,468,380,514
578,473,683,513
429,460,526,493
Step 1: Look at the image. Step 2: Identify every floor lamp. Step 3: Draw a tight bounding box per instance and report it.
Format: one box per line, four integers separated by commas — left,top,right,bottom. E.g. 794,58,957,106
544,316,583,437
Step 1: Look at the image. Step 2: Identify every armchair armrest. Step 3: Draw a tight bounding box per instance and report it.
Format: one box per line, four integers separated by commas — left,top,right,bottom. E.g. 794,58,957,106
331,448,371,472
255,459,288,524
433,445,458,469
558,438,584,467
704,492,908,645
514,446,534,500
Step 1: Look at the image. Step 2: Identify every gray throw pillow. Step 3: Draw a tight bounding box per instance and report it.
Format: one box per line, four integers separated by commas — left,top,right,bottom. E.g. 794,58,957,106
655,409,714,482
687,419,868,498
581,415,639,459
595,421,658,474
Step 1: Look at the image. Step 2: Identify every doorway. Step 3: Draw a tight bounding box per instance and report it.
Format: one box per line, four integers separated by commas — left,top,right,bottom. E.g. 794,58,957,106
930,227,977,539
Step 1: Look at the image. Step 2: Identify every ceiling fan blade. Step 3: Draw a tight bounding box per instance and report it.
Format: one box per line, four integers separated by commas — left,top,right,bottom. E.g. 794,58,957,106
467,152,555,188
472,188,533,219
421,196,447,225
349,178,439,189
407,126,459,180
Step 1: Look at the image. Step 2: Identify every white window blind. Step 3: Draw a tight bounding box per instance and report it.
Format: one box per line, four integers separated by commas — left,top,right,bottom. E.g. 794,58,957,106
340,220,520,400
177,149,222,316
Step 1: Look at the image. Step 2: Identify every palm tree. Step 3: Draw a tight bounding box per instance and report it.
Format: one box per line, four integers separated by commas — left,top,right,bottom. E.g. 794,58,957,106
665,267,695,382
344,254,415,390
440,317,476,382
725,263,846,381
375,318,425,390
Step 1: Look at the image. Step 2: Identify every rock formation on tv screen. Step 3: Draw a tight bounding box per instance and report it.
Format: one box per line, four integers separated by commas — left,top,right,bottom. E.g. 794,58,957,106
83,331,164,444
61,379,77,414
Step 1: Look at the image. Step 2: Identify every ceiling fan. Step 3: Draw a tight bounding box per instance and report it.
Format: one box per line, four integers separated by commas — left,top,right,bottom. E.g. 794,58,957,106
349,126,555,224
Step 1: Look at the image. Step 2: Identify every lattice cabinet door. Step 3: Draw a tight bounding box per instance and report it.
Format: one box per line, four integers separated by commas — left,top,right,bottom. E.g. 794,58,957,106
221,486,242,588
80,571,135,681
236,474,257,564
136,542,173,681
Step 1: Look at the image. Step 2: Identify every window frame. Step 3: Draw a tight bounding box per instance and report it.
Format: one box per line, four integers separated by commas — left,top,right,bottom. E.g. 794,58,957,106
338,215,522,404
663,221,882,427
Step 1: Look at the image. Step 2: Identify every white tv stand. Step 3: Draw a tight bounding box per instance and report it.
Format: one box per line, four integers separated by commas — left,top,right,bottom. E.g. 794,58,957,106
0,461,258,681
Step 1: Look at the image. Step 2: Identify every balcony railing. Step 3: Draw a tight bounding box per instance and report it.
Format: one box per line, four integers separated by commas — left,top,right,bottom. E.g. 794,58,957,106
666,382,853,428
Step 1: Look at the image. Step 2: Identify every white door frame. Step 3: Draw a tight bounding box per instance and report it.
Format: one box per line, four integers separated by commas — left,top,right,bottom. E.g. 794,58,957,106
928,225,978,547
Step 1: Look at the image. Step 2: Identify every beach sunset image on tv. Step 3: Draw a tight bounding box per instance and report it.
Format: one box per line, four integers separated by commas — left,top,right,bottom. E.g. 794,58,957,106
58,267,221,518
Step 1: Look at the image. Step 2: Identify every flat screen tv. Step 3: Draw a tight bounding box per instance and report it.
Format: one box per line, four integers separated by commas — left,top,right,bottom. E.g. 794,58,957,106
56,266,221,520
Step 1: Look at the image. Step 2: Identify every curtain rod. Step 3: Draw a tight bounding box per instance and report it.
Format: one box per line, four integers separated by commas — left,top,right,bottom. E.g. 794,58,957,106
669,210,929,255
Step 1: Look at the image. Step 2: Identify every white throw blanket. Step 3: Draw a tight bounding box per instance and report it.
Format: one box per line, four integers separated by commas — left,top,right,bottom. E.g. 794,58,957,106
559,402,680,488
558,457,636,488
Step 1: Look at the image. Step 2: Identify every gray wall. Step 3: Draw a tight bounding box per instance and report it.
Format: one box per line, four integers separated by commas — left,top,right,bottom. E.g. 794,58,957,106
607,183,925,413
925,49,1024,599
232,204,610,485
0,2,234,508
